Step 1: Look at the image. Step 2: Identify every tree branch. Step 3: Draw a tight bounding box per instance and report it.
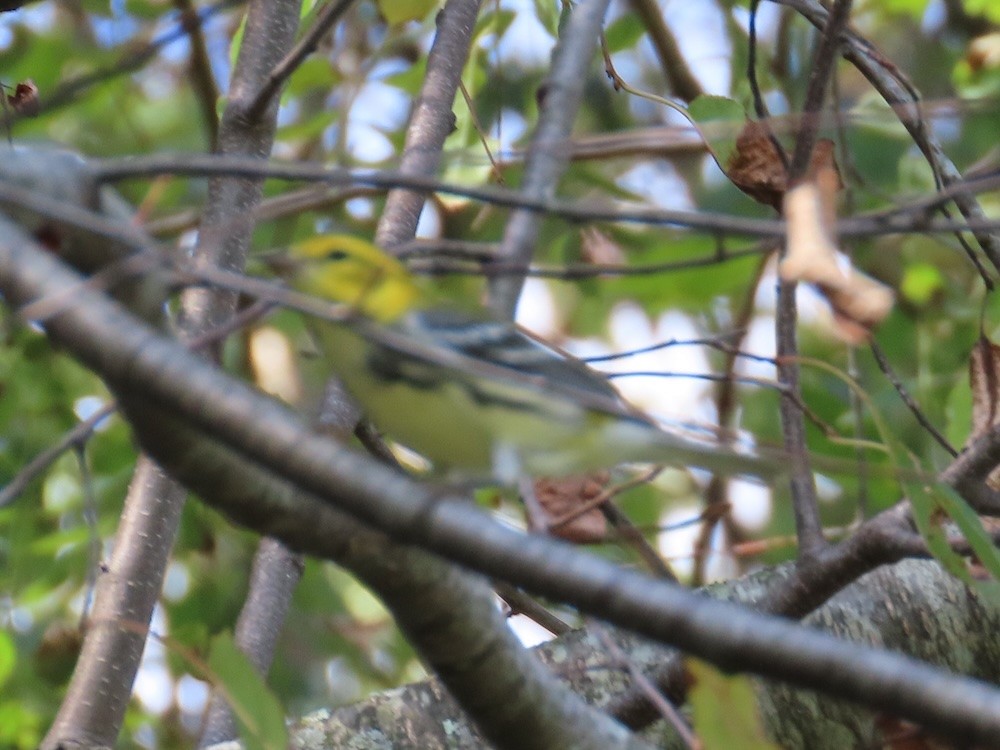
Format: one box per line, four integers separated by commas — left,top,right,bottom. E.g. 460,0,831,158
776,0,854,563
6,225,1000,744
491,0,613,316
283,558,1000,749
376,0,483,249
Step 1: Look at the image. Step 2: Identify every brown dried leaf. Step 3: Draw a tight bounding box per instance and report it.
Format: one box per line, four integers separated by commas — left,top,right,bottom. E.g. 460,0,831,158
781,182,894,343
967,33,1000,72
810,139,844,229
725,119,843,211
7,79,39,116
579,226,625,266
35,622,84,684
967,334,1000,489
968,334,1000,444
874,715,954,750
807,139,842,182
725,120,788,209
535,472,609,544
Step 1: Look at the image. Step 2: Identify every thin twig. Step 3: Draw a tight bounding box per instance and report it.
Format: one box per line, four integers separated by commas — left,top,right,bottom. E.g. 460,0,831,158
870,340,958,457
777,0,855,562
1,0,244,127
174,0,221,145
0,405,115,508
591,621,699,750
86,151,1000,241
694,256,769,585
787,0,853,177
747,0,790,172
247,0,358,121
602,500,678,580
494,581,573,636
0,300,275,510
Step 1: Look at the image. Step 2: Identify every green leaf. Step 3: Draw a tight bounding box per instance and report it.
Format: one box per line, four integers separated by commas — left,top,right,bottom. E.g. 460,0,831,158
900,262,944,306
228,12,248,72
206,633,287,750
897,150,937,194
965,0,1000,23
0,701,42,750
945,372,973,450
378,0,438,25
907,476,975,579
686,95,746,168
930,483,1000,591
473,7,516,41
878,0,930,15
533,0,560,36
604,13,645,54
688,659,779,749
905,475,1000,607
0,631,15,688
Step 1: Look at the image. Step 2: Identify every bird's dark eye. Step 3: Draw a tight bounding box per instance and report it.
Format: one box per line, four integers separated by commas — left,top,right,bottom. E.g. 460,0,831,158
324,249,349,262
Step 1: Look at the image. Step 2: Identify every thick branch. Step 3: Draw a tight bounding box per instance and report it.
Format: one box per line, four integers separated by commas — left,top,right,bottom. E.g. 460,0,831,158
376,0,483,249
41,0,305,745
491,0,613,316
281,558,1000,749
5,229,1000,744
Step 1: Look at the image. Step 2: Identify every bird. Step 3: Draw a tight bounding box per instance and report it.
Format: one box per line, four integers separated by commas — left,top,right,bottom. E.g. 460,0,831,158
279,235,775,483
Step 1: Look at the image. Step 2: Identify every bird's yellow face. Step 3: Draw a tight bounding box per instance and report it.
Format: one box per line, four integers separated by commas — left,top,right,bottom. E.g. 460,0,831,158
287,236,420,323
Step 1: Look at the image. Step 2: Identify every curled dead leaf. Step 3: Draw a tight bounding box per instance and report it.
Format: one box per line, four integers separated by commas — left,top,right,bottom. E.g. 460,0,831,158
810,139,844,227
967,33,1000,72
725,120,842,211
579,226,625,266
535,472,610,544
874,714,952,750
7,79,39,116
781,182,894,343
967,334,1000,489
968,335,1000,445
725,120,788,209
35,622,84,684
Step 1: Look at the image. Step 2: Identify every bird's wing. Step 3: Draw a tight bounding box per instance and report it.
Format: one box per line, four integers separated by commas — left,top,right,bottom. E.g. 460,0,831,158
356,306,657,426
